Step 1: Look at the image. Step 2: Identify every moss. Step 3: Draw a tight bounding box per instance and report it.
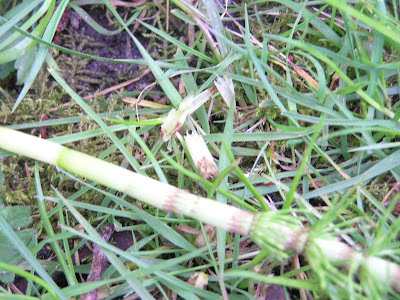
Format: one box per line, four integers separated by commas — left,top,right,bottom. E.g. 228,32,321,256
0,73,128,207
367,176,390,205
57,31,109,94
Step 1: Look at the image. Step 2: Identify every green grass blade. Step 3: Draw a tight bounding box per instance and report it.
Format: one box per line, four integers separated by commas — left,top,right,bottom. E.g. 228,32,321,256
54,189,154,299
214,93,237,296
0,213,66,299
12,0,60,111
283,115,326,209
46,55,144,174
101,0,183,107
322,0,400,44
225,269,320,291
59,169,198,252
139,20,217,64
203,0,229,58
274,0,342,45
34,162,77,287
303,149,400,199
244,9,286,112
0,261,58,299
0,0,42,39
0,0,52,52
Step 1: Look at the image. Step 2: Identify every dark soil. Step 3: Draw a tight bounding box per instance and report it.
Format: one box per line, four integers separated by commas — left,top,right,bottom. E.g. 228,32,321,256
56,6,152,96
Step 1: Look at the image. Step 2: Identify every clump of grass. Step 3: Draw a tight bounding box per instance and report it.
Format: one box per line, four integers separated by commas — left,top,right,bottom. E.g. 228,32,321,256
0,0,400,299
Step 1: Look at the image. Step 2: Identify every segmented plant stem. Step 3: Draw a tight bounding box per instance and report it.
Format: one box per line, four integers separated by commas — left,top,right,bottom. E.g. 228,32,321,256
1,126,399,293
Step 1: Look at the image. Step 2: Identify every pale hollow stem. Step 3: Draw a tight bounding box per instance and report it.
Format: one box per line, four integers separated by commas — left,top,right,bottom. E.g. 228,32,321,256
244,197,400,293
1,126,400,293
313,238,400,292
0,127,255,235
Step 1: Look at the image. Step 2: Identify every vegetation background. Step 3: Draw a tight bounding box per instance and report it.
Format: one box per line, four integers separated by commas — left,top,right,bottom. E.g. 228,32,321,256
0,0,399,299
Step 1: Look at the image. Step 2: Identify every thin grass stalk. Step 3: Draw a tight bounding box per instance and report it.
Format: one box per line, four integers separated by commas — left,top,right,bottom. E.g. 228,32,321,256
0,209,66,299
0,261,58,299
34,162,77,286
0,126,399,293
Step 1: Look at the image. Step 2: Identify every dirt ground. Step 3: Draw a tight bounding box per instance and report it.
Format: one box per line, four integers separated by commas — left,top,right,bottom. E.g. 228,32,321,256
56,6,153,96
